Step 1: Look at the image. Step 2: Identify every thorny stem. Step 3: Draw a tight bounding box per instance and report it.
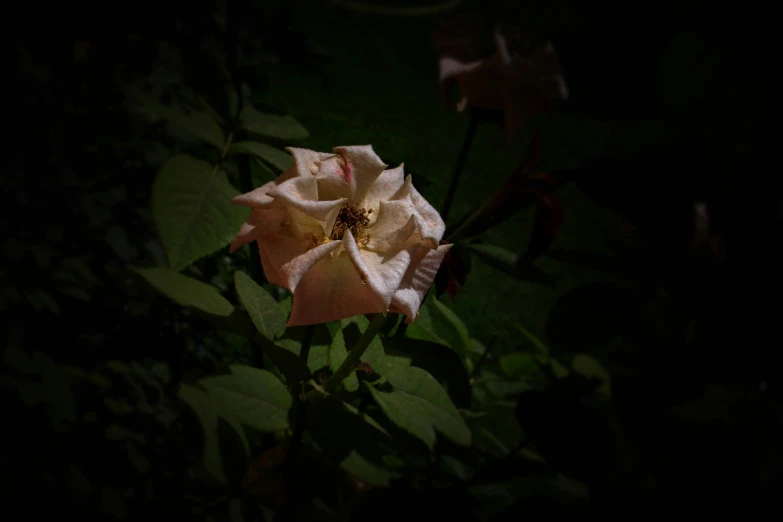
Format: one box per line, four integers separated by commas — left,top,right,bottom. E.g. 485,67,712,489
441,115,478,222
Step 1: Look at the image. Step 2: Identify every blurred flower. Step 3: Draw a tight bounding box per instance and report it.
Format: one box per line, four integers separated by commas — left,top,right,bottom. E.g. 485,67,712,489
230,146,449,326
689,202,725,261
433,12,568,143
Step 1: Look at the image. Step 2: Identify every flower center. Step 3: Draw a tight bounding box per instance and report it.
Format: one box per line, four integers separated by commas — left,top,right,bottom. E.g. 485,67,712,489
330,203,371,240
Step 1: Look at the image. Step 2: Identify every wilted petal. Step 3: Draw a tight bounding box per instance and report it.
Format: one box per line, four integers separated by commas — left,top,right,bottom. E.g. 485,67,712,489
366,201,420,253
391,175,446,247
333,145,388,204
369,199,415,235
287,249,387,326
229,207,288,253
360,164,406,213
233,169,298,209
286,147,333,178
343,230,414,309
390,244,452,322
367,215,420,254
268,176,346,221
259,234,342,292
285,206,329,239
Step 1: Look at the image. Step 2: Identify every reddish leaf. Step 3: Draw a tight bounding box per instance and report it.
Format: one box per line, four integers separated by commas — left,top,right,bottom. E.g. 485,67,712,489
242,440,289,507
435,243,471,301
355,362,376,375
523,188,565,260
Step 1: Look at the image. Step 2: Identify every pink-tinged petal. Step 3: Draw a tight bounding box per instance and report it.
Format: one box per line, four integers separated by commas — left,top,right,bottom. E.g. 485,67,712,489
390,244,452,323
391,175,446,247
231,221,259,254
232,168,298,209
287,250,387,326
268,176,346,221
258,241,283,286
333,145,388,204
360,164,406,212
285,147,333,178
314,154,355,201
229,207,288,253
258,233,342,293
343,230,414,309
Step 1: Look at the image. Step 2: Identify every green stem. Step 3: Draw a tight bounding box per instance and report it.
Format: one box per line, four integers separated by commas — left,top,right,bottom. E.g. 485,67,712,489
323,313,386,395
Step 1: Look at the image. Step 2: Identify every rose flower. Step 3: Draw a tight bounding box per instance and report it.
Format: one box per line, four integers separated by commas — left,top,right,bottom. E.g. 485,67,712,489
433,12,568,144
230,146,450,326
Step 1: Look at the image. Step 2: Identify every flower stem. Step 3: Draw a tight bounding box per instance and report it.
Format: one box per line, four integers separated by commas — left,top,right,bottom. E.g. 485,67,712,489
323,313,386,394
441,115,478,222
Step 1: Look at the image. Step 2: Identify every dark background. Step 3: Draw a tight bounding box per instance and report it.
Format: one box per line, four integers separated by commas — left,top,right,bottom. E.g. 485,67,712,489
3,0,781,520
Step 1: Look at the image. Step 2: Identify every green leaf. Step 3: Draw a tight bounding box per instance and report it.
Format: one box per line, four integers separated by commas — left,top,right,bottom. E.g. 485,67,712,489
275,324,333,375
514,323,550,358
133,267,234,317
251,158,276,186
152,154,249,271
234,271,286,340
178,384,226,484
341,401,389,436
254,334,311,385
404,298,447,347
306,395,391,470
366,366,471,449
473,369,531,403
382,337,471,409
405,295,471,358
571,354,612,397
440,455,474,481
240,105,308,141
341,451,399,487
229,142,294,171
328,328,359,392
137,95,225,150
467,403,525,458
341,316,411,379
429,297,471,356
499,353,543,379
278,295,292,321
179,383,250,486
200,365,293,432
